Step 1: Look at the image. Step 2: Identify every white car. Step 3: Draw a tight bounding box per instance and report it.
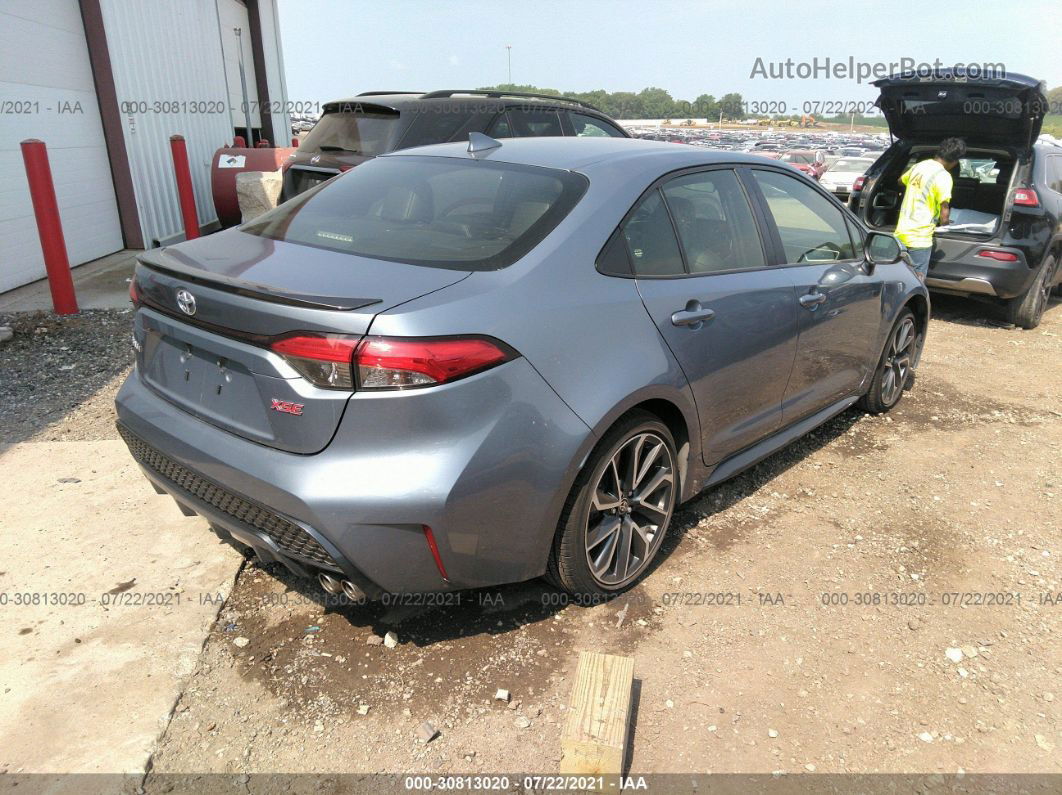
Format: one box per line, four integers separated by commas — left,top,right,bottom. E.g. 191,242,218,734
818,157,874,198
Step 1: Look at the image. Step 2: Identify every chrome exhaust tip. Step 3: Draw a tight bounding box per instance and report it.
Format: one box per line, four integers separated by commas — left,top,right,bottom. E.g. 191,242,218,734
318,572,343,595
341,579,365,602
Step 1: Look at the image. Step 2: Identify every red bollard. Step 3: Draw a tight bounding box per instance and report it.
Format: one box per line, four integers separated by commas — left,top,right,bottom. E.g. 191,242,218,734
291,137,299,148
169,135,199,241
20,139,79,315
233,135,246,148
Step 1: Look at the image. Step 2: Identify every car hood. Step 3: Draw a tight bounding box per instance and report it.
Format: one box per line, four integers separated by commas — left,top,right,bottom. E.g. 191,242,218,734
873,70,1047,147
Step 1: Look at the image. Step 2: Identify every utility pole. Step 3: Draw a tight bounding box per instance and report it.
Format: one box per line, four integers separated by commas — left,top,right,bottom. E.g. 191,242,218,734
234,27,253,146
506,45,512,85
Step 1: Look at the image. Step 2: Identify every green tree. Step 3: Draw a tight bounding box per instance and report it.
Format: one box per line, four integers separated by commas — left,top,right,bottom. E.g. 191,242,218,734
718,92,745,121
637,87,676,119
694,94,718,119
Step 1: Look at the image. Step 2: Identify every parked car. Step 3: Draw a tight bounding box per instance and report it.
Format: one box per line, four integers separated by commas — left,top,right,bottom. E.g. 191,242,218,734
849,69,1061,328
778,149,827,179
117,136,927,600
280,90,629,200
819,157,874,199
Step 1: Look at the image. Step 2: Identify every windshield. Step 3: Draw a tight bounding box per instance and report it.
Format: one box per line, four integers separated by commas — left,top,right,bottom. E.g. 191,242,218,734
830,158,872,172
241,156,588,270
780,152,813,164
300,108,400,156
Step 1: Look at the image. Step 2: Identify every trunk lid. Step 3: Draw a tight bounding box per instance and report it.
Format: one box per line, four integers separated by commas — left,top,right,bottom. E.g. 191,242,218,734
134,229,469,454
874,70,1047,148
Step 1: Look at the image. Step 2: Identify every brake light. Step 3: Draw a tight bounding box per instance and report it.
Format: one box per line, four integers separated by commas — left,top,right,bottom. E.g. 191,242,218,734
354,336,516,390
270,334,360,389
1012,188,1039,208
269,334,517,390
976,249,1019,262
852,176,867,192
128,276,140,306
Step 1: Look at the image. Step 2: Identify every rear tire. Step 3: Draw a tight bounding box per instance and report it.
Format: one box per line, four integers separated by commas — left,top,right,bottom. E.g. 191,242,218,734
1005,255,1054,330
858,309,917,414
547,411,678,598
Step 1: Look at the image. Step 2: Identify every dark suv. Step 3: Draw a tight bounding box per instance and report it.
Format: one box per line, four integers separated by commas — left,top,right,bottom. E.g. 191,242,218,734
281,89,629,199
849,70,1062,328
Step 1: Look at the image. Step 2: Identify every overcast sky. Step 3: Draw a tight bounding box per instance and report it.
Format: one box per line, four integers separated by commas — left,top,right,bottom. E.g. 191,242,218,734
277,0,1060,109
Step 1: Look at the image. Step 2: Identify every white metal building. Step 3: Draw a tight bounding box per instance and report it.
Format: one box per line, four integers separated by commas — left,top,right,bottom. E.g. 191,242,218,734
0,0,290,293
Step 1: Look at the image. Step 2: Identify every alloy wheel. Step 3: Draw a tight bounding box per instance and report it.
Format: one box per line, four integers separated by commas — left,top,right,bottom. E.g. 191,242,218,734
584,432,675,587
880,316,915,406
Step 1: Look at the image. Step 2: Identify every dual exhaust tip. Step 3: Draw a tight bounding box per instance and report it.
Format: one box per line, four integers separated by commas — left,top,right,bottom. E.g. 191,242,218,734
318,571,364,602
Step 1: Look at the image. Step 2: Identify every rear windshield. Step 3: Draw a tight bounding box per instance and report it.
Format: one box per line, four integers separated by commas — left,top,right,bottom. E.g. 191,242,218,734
241,156,588,270
301,106,400,156
831,158,872,171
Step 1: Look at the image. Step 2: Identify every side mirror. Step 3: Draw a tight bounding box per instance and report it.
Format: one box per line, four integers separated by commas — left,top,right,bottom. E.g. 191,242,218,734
865,231,903,267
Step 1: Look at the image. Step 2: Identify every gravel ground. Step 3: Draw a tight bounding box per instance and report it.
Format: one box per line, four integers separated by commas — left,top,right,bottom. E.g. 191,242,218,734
3,293,1060,779
0,310,132,444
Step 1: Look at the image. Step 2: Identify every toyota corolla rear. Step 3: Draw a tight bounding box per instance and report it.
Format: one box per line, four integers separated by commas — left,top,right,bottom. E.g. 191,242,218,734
116,153,591,598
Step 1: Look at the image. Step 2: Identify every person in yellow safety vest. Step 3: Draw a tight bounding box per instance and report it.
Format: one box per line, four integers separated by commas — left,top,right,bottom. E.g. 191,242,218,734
895,137,966,281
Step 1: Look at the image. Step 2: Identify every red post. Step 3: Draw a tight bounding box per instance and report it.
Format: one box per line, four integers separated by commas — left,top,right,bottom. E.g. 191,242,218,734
233,135,246,148
291,137,299,148
20,140,79,315
169,135,199,241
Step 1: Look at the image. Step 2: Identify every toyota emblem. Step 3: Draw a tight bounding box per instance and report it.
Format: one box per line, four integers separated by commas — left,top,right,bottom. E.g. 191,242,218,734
176,289,197,316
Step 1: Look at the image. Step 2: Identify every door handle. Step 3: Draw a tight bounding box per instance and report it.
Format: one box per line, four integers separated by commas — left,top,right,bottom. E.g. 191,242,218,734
799,292,827,309
671,301,716,328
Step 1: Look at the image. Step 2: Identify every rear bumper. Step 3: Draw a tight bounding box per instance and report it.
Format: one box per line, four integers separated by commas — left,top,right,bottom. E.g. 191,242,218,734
924,240,1035,300
115,359,591,595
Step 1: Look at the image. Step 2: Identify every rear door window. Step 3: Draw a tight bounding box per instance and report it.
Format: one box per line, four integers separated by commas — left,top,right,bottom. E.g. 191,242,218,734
486,111,514,138
509,108,564,137
660,170,766,273
752,169,858,263
397,107,477,149
569,112,626,138
621,191,685,276
1046,155,1062,194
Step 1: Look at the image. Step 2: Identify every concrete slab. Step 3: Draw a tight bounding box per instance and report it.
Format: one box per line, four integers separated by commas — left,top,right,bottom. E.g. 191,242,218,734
0,250,140,313
0,441,243,773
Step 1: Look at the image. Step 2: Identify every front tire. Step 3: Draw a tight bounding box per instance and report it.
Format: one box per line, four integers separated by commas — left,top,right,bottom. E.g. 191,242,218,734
859,309,917,414
1005,255,1054,330
547,411,678,597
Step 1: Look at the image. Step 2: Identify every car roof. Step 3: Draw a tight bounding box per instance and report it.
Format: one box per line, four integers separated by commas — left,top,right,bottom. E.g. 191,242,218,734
382,136,782,177
322,92,605,114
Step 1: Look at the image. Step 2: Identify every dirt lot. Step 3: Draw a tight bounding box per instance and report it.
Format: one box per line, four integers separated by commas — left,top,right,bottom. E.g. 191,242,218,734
2,294,1060,780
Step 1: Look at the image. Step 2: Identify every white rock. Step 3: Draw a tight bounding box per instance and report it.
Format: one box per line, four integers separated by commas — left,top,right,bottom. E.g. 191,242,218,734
945,648,964,663
918,732,934,743
494,689,511,703
514,716,531,729
768,729,779,738
357,704,370,715
383,631,399,649
233,637,249,648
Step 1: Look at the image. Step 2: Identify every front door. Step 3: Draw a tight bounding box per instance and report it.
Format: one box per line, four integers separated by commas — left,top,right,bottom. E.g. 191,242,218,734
747,168,885,423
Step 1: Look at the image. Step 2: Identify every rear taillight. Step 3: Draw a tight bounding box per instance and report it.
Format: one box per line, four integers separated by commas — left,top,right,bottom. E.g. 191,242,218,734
129,275,140,306
270,334,516,391
1012,188,1039,208
976,249,1019,262
852,176,867,192
270,334,360,389
354,336,516,390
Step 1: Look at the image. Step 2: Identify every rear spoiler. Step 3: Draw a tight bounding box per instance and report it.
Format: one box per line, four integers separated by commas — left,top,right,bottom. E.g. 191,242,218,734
138,249,381,312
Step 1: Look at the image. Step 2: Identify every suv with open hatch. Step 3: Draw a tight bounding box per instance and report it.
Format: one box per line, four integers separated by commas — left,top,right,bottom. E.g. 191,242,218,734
281,89,629,200
118,136,927,602
849,69,1062,329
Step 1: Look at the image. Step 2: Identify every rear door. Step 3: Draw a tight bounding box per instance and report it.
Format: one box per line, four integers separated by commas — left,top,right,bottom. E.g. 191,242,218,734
627,167,800,464
747,168,884,422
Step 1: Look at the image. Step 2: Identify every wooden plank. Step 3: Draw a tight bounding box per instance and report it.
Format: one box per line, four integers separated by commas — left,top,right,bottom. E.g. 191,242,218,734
559,651,635,775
